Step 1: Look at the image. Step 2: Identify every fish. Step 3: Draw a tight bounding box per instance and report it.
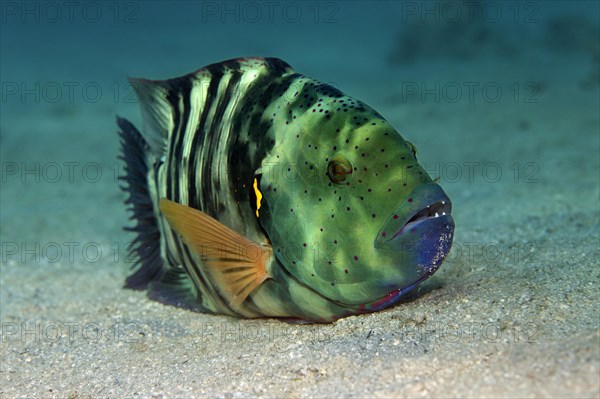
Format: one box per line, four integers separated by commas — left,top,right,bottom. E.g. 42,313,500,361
117,57,454,322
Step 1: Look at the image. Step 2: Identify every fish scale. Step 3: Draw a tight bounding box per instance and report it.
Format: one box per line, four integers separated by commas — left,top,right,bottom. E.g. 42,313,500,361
118,57,454,322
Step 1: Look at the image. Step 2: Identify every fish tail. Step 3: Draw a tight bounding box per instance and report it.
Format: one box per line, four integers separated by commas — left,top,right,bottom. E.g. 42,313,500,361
117,116,165,289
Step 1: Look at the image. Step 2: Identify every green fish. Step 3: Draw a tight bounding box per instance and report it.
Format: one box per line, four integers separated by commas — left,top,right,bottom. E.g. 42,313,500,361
118,57,454,322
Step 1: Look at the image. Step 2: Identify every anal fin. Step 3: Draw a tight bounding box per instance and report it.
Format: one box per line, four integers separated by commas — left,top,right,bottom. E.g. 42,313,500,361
159,199,272,308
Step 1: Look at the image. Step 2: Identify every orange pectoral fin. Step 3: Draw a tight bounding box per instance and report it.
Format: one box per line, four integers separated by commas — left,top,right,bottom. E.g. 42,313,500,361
159,198,271,307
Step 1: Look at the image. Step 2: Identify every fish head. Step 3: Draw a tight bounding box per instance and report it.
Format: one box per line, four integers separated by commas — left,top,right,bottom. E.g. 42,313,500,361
257,84,454,311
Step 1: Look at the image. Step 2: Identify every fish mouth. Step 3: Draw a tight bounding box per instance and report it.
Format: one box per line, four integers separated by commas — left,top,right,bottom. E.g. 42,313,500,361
392,199,452,239
376,183,454,246
368,183,455,311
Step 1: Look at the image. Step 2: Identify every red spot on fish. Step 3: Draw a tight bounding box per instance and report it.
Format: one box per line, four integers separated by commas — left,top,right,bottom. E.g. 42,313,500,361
354,256,358,261
393,214,399,219
408,198,413,203
381,232,387,238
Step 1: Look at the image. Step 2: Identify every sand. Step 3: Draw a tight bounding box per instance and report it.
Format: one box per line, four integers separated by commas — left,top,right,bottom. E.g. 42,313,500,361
1,1,598,397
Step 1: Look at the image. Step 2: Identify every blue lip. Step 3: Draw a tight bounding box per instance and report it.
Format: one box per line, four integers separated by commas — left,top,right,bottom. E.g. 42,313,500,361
400,214,455,274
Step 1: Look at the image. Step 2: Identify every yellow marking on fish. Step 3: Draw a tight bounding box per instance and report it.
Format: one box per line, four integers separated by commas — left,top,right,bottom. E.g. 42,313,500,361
253,178,262,217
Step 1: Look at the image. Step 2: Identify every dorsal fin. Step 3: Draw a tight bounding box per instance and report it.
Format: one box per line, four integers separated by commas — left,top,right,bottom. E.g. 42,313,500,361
159,199,272,308
128,77,173,157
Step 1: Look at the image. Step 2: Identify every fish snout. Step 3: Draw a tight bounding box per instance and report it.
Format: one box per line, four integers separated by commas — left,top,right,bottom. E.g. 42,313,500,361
375,183,455,277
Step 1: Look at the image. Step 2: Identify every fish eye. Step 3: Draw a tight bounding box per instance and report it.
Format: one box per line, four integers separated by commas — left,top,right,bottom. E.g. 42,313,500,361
327,156,352,184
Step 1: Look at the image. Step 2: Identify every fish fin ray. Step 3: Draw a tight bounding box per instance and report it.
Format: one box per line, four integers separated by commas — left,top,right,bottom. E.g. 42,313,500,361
117,117,165,289
159,199,271,308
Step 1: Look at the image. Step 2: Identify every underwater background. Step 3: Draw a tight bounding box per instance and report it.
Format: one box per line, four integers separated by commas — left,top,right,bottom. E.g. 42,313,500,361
1,0,599,397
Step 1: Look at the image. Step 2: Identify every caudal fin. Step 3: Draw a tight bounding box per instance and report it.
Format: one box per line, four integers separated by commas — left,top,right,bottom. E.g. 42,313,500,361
117,116,164,289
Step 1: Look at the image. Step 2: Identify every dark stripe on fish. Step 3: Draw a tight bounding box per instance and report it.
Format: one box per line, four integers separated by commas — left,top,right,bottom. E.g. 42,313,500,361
169,77,193,203
188,68,223,211
201,70,241,216
165,86,181,200
263,57,293,75
228,73,299,208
